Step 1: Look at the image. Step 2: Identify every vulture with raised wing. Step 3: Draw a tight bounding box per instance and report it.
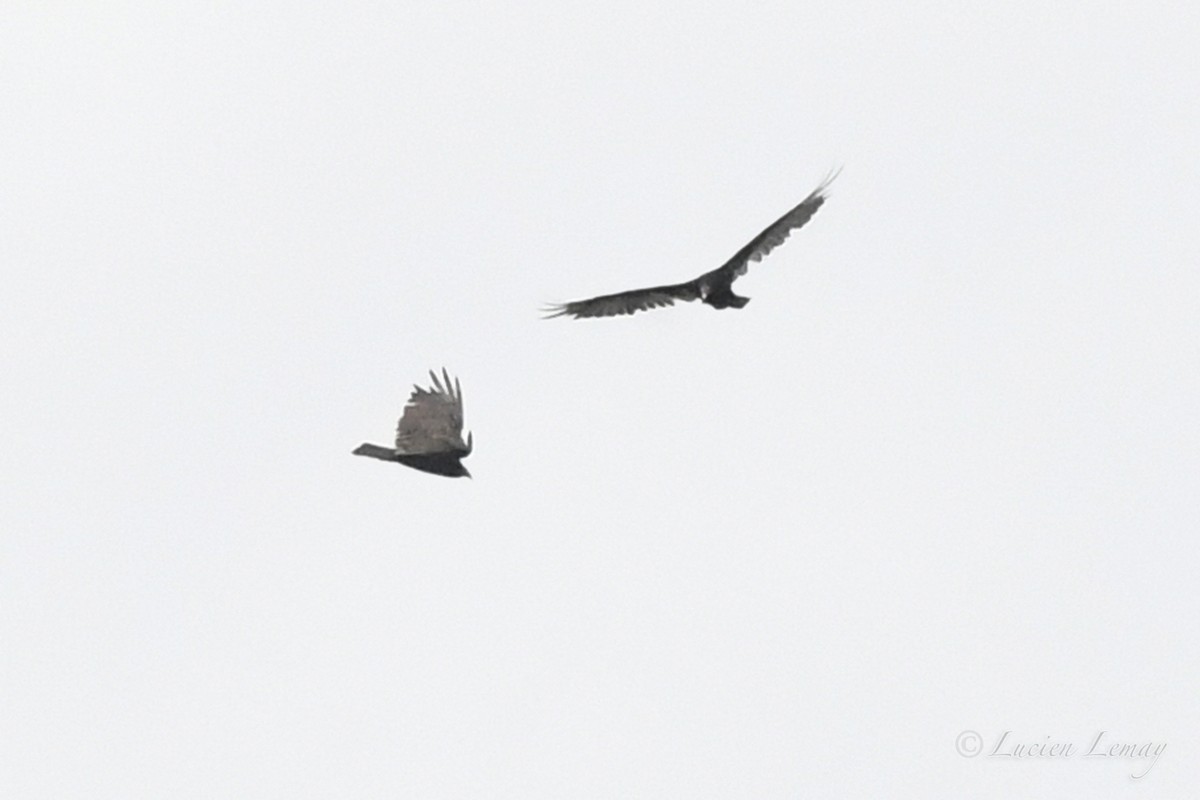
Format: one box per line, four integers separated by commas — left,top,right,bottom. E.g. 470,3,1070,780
544,171,838,319
353,368,473,478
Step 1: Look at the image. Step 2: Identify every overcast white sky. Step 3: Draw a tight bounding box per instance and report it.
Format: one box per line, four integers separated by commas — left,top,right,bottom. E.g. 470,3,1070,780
3,1,1199,797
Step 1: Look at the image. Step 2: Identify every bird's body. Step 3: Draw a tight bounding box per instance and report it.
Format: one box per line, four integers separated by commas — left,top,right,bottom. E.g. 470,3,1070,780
544,171,837,320
351,443,471,478
353,369,473,478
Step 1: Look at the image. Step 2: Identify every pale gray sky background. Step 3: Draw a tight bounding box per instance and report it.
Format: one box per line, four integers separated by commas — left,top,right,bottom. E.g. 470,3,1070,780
3,1,1198,797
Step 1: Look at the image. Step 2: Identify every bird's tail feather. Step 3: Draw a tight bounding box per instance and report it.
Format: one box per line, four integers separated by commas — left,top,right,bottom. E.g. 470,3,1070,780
352,443,397,461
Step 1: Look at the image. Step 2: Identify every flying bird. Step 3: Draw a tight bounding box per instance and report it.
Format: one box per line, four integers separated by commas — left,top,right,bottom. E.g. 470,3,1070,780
544,171,838,319
353,368,473,478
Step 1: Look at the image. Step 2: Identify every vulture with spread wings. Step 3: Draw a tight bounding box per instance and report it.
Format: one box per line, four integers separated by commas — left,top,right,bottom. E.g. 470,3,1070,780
544,171,838,319
353,368,473,478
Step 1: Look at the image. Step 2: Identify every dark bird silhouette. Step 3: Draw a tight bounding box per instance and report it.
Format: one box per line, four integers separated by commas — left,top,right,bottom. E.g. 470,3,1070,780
544,171,838,319
353,368,473,478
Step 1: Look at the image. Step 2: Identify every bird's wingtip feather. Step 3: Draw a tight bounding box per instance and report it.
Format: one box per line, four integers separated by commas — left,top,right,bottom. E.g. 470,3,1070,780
817,166,842,194
541,303,572,319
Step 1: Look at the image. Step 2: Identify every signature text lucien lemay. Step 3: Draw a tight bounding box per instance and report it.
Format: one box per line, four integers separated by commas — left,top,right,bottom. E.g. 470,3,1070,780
987,730,1166,778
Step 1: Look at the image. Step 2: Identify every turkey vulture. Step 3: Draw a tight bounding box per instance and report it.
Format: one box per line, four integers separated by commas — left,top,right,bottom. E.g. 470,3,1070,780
544,171,838,319
353,368,473,478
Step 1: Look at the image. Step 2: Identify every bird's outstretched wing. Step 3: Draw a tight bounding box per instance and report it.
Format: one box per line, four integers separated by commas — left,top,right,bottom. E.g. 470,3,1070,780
545,170,838,319
701,169,839,286
395,368,470,455
542,281,702,320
